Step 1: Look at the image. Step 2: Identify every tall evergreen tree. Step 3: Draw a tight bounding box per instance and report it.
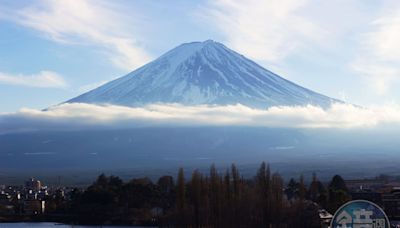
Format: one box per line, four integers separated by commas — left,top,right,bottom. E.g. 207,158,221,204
231,163,241,227
271,173,284,226
255,161,270,226
329,175,348,192
209,164,222,227
176,168,186,227
222,168,232,227
285,178,299,200
309,172,327,208
191,170,201,228
328,175,350,212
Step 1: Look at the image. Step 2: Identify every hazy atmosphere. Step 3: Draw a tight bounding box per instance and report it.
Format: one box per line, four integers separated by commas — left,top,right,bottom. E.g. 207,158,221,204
1,1,400,227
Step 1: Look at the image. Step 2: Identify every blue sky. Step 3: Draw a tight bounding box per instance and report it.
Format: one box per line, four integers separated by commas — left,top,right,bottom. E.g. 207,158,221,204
1,0,400,112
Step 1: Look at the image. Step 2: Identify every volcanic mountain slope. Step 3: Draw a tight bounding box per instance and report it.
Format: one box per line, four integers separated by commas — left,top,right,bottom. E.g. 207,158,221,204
67,40,337,108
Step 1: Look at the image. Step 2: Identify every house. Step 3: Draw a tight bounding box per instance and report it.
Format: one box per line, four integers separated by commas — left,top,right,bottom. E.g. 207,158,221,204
319,209,333,228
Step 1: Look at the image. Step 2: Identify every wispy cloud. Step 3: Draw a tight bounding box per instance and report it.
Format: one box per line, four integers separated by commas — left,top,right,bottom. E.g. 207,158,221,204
0,71,67,88
351,59,398,95
2,0,150,71
2,103,400,134
351,2,400,94
199,0,327,63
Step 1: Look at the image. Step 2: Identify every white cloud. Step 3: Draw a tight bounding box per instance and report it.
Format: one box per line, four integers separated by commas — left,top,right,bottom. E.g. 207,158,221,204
0,71,67,88
367,7,400,61
351,3,400,94
2,103,400,134
3,0,150,70
199,0,327,63
351,59,398,95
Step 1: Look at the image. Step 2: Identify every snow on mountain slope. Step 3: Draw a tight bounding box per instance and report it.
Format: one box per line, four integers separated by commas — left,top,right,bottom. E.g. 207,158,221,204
67,40,338,108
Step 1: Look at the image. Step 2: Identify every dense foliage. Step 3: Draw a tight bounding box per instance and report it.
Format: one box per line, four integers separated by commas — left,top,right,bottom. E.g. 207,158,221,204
50,162,350,227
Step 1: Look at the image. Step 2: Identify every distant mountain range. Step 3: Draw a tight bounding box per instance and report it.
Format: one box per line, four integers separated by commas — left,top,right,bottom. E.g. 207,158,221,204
67,40,338,108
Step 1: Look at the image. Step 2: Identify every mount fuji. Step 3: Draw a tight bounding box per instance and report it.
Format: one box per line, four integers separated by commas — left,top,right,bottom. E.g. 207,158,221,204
67,40,338,108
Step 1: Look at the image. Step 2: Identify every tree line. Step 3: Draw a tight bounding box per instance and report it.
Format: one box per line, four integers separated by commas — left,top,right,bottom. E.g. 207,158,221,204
50,162,351,227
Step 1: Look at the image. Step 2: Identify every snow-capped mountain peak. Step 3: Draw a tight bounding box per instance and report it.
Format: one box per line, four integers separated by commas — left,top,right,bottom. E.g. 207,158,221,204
67,40,338,108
